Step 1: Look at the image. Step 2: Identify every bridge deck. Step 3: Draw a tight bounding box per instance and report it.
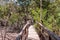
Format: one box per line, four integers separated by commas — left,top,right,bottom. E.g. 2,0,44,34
28,25,40,40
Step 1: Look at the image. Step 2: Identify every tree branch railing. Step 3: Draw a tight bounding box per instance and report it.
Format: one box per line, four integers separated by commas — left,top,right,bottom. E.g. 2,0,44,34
16,20,32,40
37,22,60,40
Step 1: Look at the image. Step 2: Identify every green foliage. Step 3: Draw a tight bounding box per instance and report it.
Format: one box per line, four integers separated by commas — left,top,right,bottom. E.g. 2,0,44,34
30,0,60,35
9,13,19,23
30,7,40,22
0,0,60,34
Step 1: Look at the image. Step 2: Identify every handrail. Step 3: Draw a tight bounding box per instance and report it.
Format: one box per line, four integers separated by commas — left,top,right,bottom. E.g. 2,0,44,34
18,20,31,35
37,22,60,40
16,20,32,40
16,21,60,40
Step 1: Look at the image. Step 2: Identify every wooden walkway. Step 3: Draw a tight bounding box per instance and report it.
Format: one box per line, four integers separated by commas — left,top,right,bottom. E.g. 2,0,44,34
0,20,60,40
28,25,40,40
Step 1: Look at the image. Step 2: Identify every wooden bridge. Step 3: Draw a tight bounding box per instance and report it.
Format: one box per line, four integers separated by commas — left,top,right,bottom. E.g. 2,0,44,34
0,20,60,40
15,20,60,40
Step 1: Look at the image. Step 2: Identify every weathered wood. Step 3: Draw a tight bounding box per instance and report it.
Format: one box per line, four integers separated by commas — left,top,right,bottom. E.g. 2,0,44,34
16,20,32,40
16,21,60,40
28,25,40,40
38,22,60,40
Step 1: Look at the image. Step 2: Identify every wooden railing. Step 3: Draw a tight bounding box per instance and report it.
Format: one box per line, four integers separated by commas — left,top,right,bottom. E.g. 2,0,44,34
16,20,32,40
16,21,60,40
37,22,60,40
